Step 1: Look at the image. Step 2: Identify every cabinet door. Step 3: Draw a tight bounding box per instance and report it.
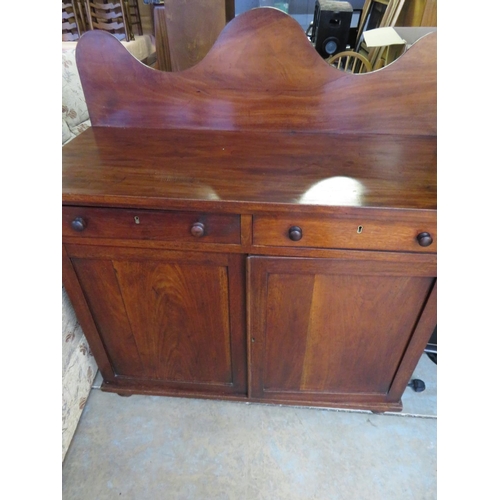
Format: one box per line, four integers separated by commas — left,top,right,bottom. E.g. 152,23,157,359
63,245,246,396
248,256,436,409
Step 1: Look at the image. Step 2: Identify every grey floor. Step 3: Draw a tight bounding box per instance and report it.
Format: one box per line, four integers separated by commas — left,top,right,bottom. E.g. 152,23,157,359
62,354,436,499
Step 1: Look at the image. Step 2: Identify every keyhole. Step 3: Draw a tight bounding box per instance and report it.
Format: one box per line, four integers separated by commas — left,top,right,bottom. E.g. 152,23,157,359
134,216,140,224
357,225,363,234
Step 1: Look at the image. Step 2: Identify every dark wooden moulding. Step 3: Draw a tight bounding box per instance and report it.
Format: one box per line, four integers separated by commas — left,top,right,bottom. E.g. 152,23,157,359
63,7,436,412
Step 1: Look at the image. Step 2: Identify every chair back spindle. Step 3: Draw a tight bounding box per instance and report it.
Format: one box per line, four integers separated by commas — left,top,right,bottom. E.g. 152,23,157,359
327,51,373,73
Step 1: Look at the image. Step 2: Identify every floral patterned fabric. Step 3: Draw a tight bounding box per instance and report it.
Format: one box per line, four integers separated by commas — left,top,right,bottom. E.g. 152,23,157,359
62,285,98,461
62,47,96,462
62,289,97,461
62,48,91,145
62,35,155,66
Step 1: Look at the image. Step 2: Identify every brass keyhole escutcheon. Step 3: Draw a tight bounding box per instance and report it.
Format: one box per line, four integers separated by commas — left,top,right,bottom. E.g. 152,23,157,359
357,225,363,234
134,216,140,224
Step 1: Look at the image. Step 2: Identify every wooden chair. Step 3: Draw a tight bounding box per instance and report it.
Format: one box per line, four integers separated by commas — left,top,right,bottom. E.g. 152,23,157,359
85,0,134,41
63,1,85,41
125,0,143,36
355,0,407,69
327,50,373,73
75,0,92,32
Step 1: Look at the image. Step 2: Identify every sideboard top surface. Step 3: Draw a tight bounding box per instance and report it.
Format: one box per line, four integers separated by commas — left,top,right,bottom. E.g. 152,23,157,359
65,7,436,216
62,127,436,214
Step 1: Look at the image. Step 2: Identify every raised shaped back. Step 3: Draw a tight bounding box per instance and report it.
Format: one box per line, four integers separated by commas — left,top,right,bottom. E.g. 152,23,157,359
76,7,436,136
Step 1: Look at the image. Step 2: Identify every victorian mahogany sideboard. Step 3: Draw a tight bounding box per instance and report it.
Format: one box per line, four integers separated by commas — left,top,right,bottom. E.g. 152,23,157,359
62,8,437,412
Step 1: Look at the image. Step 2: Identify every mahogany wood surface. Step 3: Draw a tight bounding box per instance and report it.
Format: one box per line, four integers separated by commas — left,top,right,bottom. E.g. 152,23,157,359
62,245,116,381
247,256,435,405
75,8,436,135
62,206,241,243
62,128,436,214
62,232,437,267
62,7,437,411
253,213,437,253
387,281,437,401
67,246,247,395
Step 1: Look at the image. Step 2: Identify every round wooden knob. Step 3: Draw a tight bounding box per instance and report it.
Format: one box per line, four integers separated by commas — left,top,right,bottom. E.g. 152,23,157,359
71,217,86,232
288,226,303,241
191,222,205,237
417,232,433,247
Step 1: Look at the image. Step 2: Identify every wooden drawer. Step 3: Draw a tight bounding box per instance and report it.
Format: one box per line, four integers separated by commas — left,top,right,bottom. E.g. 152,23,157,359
253,215,437,253
62,207,241,244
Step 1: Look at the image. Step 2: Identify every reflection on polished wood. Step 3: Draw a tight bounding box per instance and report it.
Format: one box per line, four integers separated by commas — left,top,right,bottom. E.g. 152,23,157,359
62,128,436,212
75,8,436,135
63,8,437,412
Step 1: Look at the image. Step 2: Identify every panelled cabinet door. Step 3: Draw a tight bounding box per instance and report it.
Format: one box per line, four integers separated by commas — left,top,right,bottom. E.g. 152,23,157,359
248,256,436,408
63,245,247,396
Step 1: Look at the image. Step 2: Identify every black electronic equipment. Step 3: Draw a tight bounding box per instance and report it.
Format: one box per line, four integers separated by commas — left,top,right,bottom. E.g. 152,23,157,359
310,0,353,58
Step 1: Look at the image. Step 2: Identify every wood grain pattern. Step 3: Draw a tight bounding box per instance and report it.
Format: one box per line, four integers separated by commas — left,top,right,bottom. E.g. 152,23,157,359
240,214,253,246
75,7,436,135
253,213,437,253
387,280,437,401
98,378,403,412
68,246,247,394
161,0,226,71
153,6,172,71
62,206,241,244
62,245,116,380
248,256,436,404
62,232,438,266
70,257,146,377
62,128,436,213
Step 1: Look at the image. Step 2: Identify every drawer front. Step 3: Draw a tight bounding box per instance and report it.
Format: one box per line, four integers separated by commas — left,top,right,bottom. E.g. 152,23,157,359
253,215,437,253
63,207,241,244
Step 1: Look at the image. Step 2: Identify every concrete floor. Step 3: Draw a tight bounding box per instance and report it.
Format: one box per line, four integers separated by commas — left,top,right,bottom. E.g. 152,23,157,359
62,354,436,500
